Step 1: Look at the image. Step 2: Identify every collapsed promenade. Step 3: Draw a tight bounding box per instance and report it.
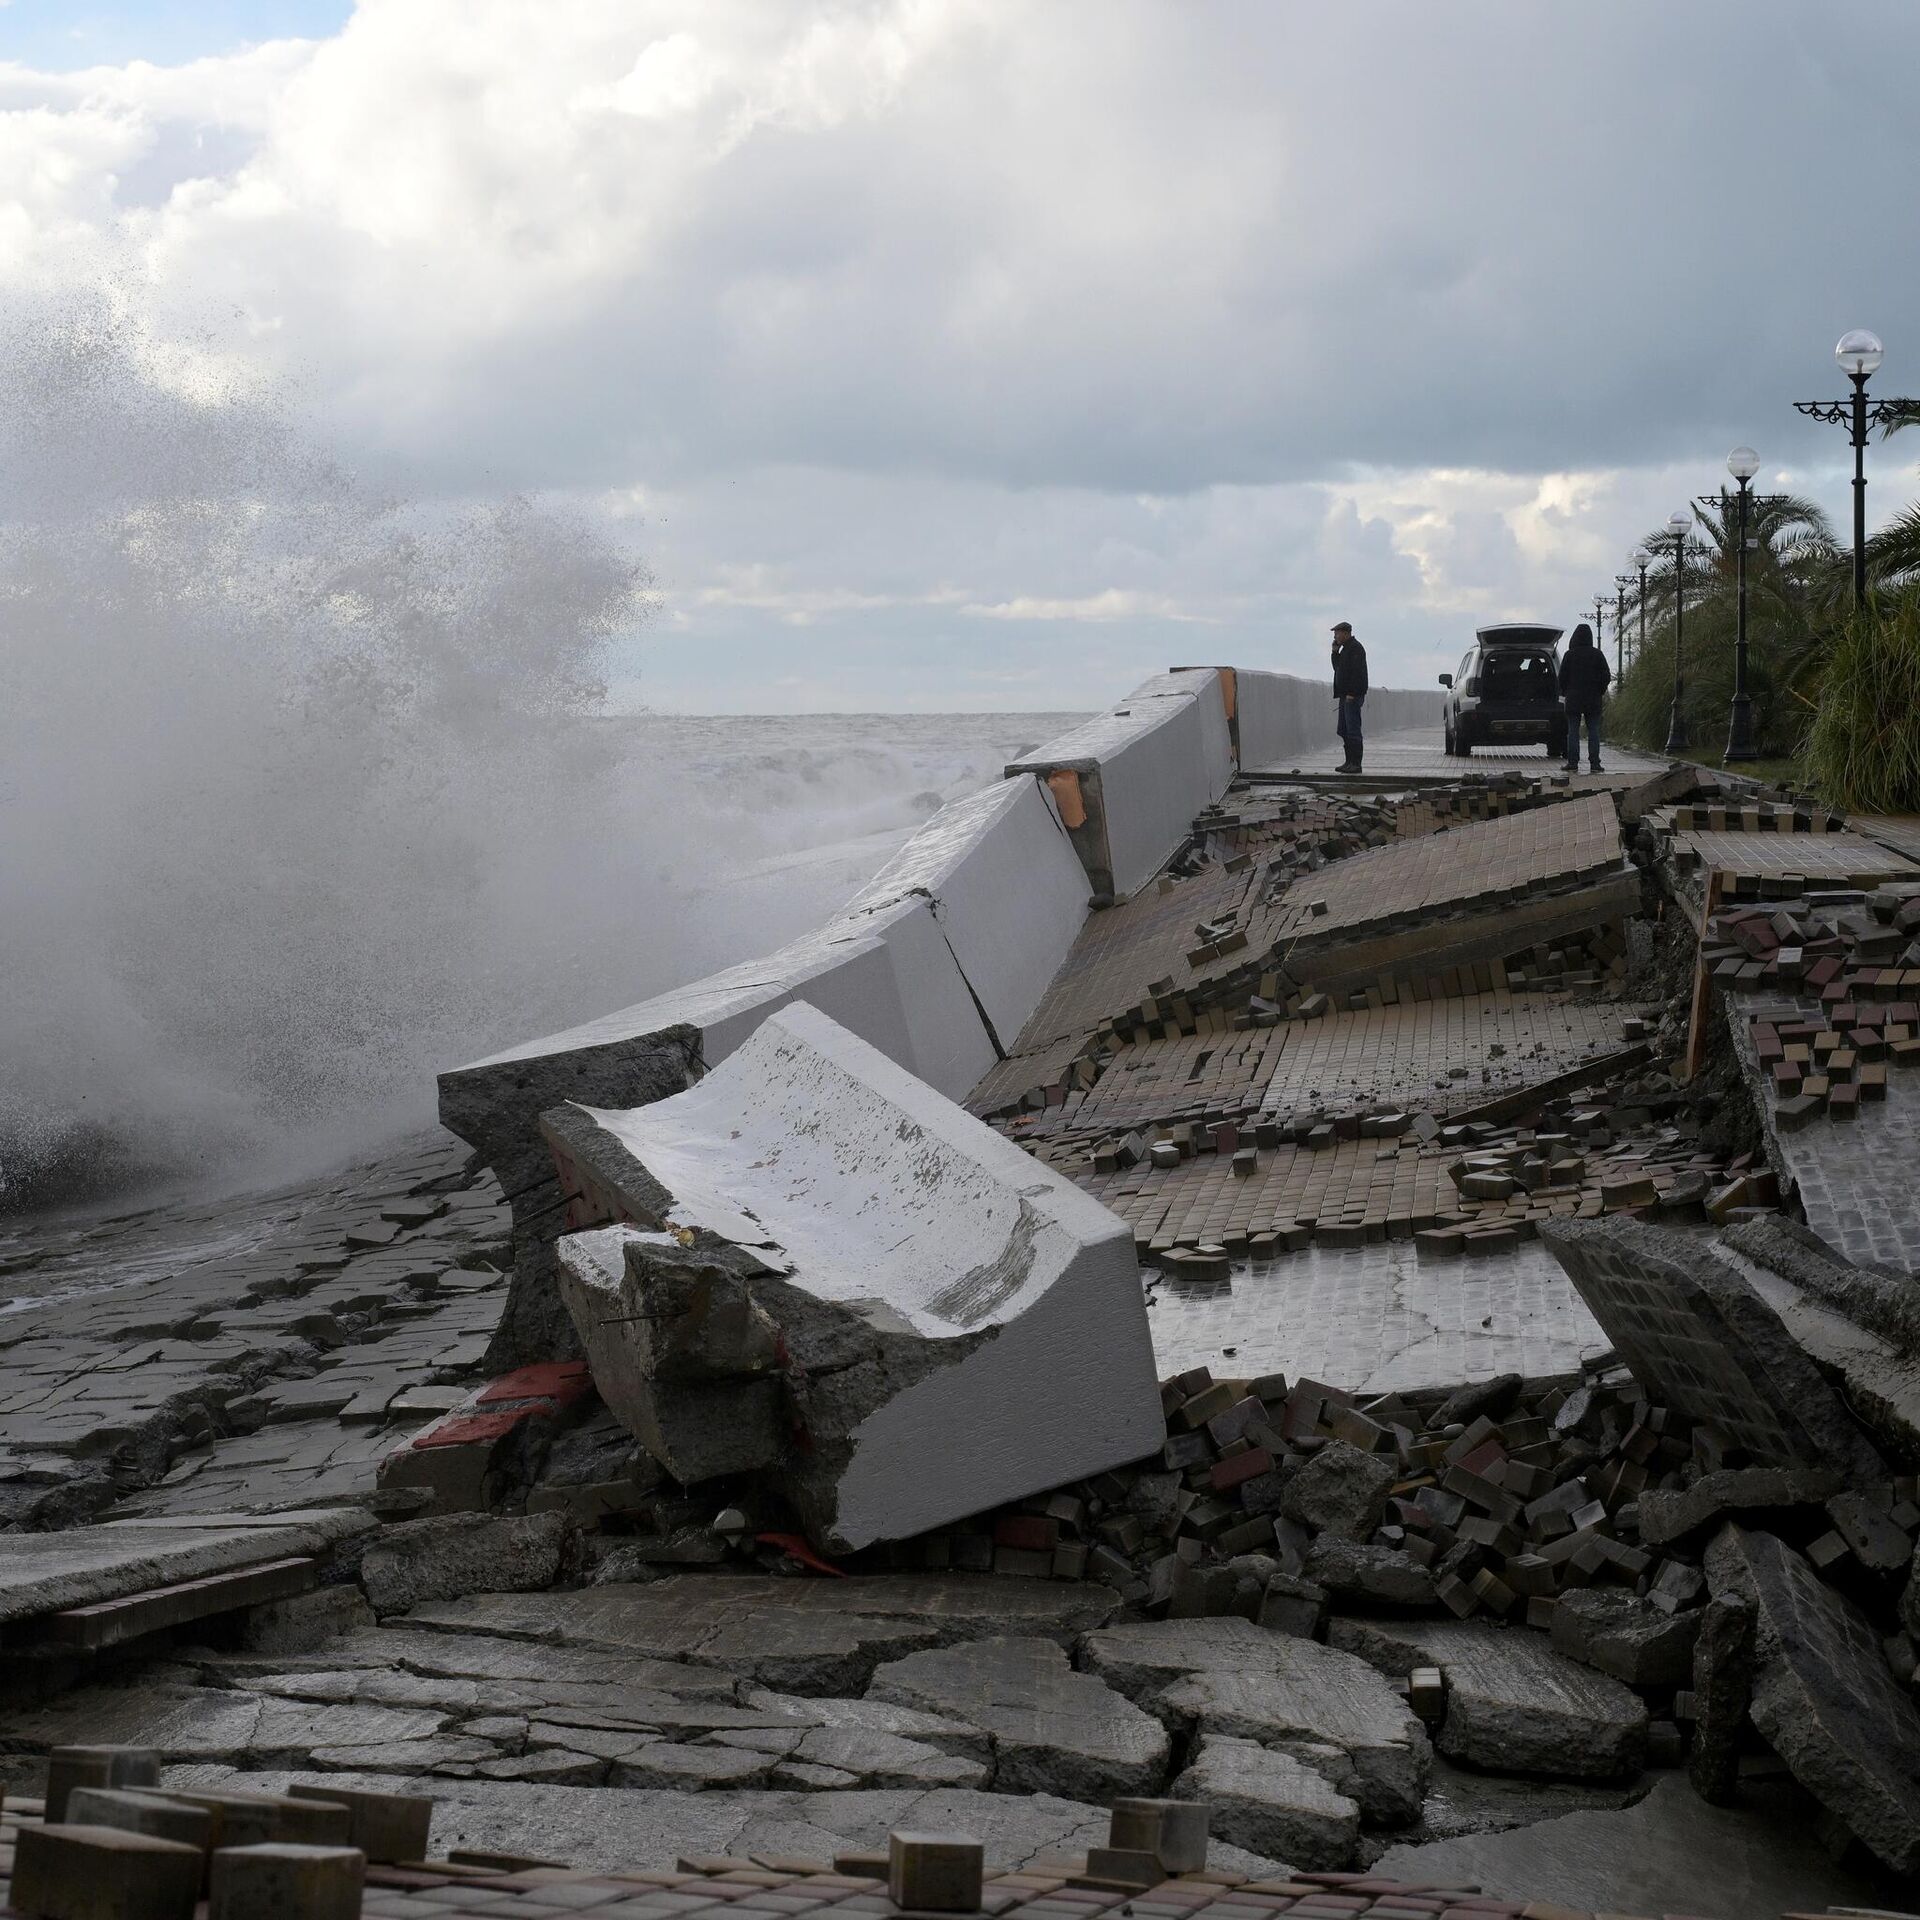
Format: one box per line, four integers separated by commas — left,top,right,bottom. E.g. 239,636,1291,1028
4,666,1919,1920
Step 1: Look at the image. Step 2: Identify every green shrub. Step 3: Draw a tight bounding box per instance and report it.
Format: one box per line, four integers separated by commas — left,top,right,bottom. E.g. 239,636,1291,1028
1804,593,1920,814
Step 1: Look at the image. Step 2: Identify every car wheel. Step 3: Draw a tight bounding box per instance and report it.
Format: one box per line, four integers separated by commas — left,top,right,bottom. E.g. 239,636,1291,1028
1548,719,1568,760
1454,719,1472,756
1443,718,1456,755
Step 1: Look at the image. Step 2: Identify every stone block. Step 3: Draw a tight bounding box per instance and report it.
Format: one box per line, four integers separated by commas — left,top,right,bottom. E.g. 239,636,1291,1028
887,1830,983,1912
1107,1796,1209,1873
1636,1467,1842,1548
164,1791,351,1851
1304,1536,1436,1609
550,1004,1163,1550
1550,1587,1701,1687
1081,1616,1429,1826
867,1635,1169,1800
1687,1591,1754,1806
10,1823,202,1920
207,1843,365,1920
1331,1617,1646,1780
45,1746,160,1823
1277,1439,1396,1541
1255,1571,1328,1638
239,1585,374,1655
1539,1217,1885,1483
287,1783,433,1863
359,1510,568,1614
62,1790,212,1859
1171,1734,1359,1869
1706,1525,1920,1874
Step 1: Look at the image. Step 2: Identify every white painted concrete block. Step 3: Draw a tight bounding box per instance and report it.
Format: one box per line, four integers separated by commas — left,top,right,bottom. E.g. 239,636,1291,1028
549,1001,1165,1549
440,879,995,1222
1006,668,1233,901
841,774,1091,1052
1233,667,1439,772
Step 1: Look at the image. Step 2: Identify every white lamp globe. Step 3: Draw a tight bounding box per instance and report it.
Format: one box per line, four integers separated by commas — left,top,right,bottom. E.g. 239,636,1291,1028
1667,510,1692,536
1836,329,1884,378
1727,446,1760,481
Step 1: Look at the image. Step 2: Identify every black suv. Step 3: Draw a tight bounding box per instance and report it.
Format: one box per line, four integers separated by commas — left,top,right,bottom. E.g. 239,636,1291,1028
1439,623,1567,757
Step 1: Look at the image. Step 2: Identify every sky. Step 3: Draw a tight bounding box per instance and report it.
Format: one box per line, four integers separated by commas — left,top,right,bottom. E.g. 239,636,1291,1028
3,0,1919,712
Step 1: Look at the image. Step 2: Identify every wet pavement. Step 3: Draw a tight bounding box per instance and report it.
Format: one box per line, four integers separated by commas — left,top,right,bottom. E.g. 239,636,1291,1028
1142,1240,1605,1392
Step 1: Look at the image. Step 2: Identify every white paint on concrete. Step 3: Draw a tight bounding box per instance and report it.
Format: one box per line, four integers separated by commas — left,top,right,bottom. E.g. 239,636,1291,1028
1235,678,1443,773
841,775,1091,1052
450,884,996,1105
1008,668,1235,901
572,1002,1164,1546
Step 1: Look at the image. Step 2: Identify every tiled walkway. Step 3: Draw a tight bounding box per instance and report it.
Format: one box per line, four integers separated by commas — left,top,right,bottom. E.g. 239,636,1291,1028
0,1137,511,1523
1254,995,1635,1122
1245,727,1668,787
1268,796,1623,945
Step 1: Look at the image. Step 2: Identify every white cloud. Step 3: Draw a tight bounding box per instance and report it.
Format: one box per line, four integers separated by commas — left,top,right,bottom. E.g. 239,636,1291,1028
5,1,1919,706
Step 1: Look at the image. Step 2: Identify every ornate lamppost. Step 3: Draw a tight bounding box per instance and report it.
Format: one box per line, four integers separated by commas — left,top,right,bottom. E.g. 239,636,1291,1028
1721,446,1760,762
1663,510,1694,755
1793,330,1910,607
1613,574,1631,675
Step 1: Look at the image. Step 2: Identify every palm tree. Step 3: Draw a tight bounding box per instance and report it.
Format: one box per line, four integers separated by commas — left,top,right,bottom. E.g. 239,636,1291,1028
1613,494,1837,753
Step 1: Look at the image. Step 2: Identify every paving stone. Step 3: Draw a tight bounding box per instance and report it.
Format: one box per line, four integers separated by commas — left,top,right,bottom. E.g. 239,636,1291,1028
1539,1216,1886,1482
1330,1618,1646,1780
207,1842,364,1920
10,1821,204,1920
867,1635,1168,1801
1079,1617,1429,1826
1704,1524,1920,1874
1171,1732,1361,1868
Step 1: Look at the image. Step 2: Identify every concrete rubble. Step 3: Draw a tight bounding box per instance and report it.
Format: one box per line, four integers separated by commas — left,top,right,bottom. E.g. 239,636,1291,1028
543,1001,1164,1551
14,685,1920,1914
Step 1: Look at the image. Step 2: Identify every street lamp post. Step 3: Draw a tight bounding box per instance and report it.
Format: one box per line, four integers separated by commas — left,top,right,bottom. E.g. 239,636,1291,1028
1592,593,1606,660
1663,509,1693,755
1634,548,1650,667
1794,330,1899,607
1723,446,1760,762
1613,575,1631,677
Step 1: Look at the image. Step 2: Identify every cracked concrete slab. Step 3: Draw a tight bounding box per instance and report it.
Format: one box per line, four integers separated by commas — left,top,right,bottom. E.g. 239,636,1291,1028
866,1636,1170,1801
398,1574,1124,1696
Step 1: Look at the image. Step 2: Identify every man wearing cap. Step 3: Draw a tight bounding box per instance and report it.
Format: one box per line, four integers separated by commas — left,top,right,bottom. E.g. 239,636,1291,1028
1331,621,1368,773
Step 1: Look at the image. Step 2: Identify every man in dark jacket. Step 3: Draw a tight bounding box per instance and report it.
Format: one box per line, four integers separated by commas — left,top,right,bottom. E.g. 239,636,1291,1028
1331,621,1368,772
1558,622,1611,772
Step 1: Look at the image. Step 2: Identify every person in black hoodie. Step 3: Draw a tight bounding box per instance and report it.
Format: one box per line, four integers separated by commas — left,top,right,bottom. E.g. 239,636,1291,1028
1331,620,1368,772
1557,621,1611,772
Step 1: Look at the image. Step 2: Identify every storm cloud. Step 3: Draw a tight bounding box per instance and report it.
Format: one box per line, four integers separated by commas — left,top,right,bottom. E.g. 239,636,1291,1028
5,0,1918,701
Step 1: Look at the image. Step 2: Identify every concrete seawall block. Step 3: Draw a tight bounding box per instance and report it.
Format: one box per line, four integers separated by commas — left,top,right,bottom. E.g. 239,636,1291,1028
840,774,1091,1053
1234,668,1437,772
1008,670,1234,902
550,1001,1165,1549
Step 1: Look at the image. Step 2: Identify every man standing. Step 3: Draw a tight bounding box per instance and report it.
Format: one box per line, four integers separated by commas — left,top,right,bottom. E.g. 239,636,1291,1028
1331,621,1368,773
1557,621,1610,772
